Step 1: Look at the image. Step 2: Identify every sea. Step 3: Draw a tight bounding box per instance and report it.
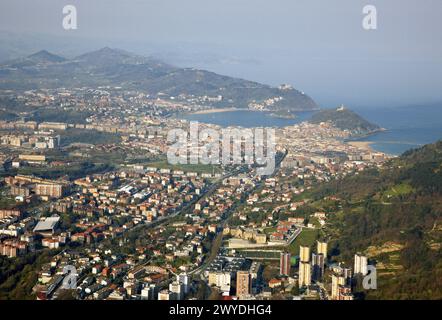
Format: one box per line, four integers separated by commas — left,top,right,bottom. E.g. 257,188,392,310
178,104,442,156
351,104,442,155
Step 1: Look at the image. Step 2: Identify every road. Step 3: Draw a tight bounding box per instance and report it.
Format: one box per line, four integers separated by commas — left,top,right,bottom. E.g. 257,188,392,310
189,151,288,290
120,165,250,238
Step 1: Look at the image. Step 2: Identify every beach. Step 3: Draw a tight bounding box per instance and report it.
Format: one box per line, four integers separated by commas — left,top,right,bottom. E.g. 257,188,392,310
190,108,240,115
347,141,374,152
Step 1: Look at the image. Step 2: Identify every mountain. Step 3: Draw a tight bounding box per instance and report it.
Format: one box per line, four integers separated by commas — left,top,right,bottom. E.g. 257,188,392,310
309,105,381,135
312,141,442,299
0,48,318,112
74,47,151,67
27,50,66,63
1,50,66,68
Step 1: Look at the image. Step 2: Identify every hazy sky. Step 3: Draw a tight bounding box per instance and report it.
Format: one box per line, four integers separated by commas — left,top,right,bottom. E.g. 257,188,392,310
0,0,441,107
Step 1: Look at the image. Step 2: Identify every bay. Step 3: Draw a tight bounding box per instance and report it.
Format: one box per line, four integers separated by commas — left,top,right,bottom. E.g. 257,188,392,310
178,110,313,128
177,104,442,156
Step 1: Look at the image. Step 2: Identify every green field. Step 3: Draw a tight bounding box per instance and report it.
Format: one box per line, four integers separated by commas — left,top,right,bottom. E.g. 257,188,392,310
61,128,121,147
384,183,414,198
263,227,277,235
288,228,319,256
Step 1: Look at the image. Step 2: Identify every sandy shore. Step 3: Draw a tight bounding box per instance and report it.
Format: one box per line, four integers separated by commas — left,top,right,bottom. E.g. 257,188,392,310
191,108,241,115
347,141,374,152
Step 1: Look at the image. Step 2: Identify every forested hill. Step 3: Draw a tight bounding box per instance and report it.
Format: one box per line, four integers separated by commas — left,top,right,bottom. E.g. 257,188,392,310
309,106,381,135
315,141,442,299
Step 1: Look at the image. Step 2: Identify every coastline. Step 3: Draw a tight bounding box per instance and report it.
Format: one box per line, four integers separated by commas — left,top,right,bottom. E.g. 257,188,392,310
347,139,398,157
347,141,374,152
190,108,241,115
345,128,388,154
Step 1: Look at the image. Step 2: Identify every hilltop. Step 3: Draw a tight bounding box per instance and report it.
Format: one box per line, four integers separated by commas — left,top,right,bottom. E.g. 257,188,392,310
28,50,66,63
309,106,381,135
1,50,66,68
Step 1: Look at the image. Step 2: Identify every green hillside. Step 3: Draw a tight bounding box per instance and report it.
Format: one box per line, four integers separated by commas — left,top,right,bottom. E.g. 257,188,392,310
314,141,442,299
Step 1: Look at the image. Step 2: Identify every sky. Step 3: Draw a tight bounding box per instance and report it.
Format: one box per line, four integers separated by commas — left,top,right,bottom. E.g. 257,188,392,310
0,0,441,108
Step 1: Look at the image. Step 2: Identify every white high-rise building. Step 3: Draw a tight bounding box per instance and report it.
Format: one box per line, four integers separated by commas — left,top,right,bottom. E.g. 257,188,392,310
178,273,189,294
317,241,328,257
331,274,346,300
354,254,368,275
343,267,353,283
300,246,310,263
169,281,184,300
298,262,311,288
141,283,157,300
158,289,174,300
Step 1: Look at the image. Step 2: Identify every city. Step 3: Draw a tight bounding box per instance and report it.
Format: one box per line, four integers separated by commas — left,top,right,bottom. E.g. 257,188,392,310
0,85,388,300
0,1,441,314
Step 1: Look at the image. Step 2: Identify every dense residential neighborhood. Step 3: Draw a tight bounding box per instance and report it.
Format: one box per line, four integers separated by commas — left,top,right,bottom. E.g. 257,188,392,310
0,85,387,300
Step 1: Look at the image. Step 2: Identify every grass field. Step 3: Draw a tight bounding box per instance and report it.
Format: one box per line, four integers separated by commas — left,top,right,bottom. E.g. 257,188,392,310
384,183,414,198
263,227,277,235
288,228,319,256
61,128,121,147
